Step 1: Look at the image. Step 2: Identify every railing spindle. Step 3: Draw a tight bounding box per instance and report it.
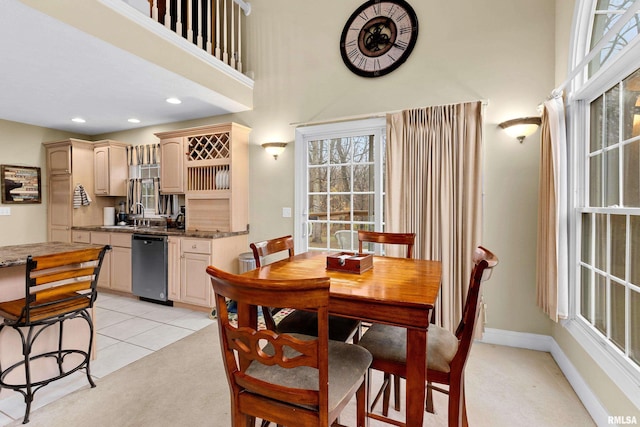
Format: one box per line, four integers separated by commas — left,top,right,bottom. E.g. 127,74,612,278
215,0,221,59
197,0,203,48
230,1,236,69
176,0,183,36
223,0,228,64
236,2,242,73
207,0,212,54
164,0,171,29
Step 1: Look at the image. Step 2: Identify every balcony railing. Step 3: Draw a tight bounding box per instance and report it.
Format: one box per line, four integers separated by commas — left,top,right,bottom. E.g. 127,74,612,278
148,0,250,73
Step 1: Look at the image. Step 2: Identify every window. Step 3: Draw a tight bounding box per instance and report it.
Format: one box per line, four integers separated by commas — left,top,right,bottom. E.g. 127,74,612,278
130,163,160,216
589,0,640,76
294,119,386,253
580,68,640,368
570,1,640,396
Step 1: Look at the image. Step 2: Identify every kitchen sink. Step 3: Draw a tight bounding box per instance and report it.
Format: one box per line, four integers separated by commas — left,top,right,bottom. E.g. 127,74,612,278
101,225,167,232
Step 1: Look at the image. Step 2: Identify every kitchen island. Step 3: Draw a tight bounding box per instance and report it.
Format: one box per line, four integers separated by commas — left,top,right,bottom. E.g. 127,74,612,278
0,241,107,400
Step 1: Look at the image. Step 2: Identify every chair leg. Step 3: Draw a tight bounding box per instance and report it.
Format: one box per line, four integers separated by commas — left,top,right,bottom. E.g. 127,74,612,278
393,374,401,411
81,312,97,388
356,377,366,427
425,381,435,413
22,326,36,424
448,374,464,427
382,373,391,416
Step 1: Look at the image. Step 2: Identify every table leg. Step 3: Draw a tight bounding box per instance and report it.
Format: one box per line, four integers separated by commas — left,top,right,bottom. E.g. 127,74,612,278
406,328,427,427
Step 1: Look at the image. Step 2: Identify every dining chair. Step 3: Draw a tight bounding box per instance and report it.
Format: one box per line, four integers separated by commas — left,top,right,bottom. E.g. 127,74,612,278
0,245,110,424
250,235,361,343
357,246,499,427
207,265,372,427
357,230,415,258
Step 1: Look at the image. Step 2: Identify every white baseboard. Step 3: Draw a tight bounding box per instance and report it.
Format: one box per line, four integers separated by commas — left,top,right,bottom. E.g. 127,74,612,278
478,328,610,427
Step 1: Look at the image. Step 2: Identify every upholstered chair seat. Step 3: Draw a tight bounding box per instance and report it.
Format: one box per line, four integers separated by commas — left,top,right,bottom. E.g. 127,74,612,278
246,333,372,412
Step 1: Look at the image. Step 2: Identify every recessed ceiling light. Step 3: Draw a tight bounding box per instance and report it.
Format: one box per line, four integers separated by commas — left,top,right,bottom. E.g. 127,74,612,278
71,117,86,123
166,97,182,104
128,118,141,123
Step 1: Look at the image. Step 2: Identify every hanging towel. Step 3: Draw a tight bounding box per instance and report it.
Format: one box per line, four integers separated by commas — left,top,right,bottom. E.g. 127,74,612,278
73,184,92,208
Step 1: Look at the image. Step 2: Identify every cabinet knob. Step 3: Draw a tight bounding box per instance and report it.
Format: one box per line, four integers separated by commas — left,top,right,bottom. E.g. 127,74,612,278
192,244,197,249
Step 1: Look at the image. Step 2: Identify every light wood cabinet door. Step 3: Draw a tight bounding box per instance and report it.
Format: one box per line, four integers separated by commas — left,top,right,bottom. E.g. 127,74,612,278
94,143,129,196
160,137,184,193
167,236,181,301
48,145,71,175
180,239,212,307
94,146,109,195
111,246,132,293
48,174,72,242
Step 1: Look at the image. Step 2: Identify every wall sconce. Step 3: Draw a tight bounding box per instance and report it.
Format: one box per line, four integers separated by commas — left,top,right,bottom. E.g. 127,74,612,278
498,117,542,143
262,142,287,160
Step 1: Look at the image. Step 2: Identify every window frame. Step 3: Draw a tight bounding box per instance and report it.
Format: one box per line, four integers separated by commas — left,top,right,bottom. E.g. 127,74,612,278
294,118,386,252
567,2,640,406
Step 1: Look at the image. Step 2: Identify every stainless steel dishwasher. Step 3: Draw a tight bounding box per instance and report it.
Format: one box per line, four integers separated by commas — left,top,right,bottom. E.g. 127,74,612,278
132,234,169,304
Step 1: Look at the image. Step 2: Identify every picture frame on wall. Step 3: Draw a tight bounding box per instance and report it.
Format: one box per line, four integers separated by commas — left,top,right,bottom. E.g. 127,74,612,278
1,165,42,204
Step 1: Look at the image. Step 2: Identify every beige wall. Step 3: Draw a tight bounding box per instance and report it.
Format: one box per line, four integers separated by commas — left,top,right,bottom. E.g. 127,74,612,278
0,119,84,246
97,0,560,337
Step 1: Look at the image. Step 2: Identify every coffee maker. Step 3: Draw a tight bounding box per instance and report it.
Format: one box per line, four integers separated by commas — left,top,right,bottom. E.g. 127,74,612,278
175,206,186,230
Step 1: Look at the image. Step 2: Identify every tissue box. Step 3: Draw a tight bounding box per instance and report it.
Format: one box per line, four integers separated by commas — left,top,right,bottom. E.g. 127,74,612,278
326,252,373,274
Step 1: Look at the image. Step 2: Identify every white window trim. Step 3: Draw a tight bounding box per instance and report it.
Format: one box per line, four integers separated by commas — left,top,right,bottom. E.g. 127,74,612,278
294,118,386,252
566,4,640,408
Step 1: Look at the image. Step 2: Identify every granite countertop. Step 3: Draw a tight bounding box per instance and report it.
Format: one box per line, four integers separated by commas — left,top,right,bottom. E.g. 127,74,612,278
0,242,105,268
72,225,249,239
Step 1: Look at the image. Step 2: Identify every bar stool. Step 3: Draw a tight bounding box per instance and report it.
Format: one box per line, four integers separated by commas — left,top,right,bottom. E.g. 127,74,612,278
0,246,109,423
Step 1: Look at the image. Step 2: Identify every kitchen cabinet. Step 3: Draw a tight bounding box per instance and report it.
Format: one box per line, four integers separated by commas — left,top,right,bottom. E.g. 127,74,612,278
169,234,247,308
155,123,250,232
159,137,184,193
110,233,132,293
88,231,131,293
94,140,130,196
43,139,112,242
167,236,181,301
180,238,213,306
90,232,111,290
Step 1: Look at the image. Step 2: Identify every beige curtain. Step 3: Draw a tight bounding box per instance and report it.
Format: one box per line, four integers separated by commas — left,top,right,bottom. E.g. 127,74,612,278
385,101,483,332
536,93,568,321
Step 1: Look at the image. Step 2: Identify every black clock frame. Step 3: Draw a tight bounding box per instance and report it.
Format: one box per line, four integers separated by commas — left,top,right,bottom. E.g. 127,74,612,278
340,0,419,78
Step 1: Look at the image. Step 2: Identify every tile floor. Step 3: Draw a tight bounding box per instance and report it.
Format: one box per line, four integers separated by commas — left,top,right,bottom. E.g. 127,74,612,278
0,293,214,426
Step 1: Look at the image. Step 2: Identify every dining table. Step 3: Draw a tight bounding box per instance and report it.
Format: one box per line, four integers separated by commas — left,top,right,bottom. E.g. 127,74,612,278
239,251,442,427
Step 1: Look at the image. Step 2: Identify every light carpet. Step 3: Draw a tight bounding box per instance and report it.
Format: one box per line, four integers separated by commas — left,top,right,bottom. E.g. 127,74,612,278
7,323,596,427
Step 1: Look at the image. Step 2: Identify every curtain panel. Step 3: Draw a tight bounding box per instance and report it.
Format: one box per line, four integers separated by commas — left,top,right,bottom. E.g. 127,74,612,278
385,101,483,332
536,94,569,321
126,144,162,215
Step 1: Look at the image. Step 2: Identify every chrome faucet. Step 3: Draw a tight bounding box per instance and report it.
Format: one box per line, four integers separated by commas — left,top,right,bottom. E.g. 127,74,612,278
134,202,147,227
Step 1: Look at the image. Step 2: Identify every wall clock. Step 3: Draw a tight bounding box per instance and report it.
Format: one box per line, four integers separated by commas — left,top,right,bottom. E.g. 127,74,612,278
340,0,419,78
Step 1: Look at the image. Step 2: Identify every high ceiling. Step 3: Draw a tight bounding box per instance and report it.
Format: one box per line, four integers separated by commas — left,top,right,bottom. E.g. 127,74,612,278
0,1,250,136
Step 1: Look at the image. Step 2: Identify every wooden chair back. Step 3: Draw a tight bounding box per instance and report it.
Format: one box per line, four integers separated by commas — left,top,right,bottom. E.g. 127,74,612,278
249,235,295,330
451,246,498,371
250,235,294,267
11,246,109,325
358,230,416,258
206,265,333,426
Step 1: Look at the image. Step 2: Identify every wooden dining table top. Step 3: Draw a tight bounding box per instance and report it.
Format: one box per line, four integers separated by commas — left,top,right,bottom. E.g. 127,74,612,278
241,251,442,330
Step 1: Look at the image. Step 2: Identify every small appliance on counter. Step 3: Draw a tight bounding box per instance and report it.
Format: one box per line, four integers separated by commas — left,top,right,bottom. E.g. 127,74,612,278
117,201,127,225
175,206,186,230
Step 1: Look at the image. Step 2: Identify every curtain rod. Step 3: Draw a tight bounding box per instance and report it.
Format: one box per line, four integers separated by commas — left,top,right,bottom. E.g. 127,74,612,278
290,99,489,128
551,0,640,97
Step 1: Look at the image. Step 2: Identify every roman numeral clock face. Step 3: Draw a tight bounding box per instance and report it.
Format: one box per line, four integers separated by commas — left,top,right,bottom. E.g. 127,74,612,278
340,0,418,77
